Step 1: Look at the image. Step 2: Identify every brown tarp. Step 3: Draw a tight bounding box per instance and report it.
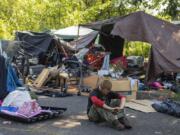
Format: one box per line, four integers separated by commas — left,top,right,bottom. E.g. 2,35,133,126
82,11,180,82
111,11,180,82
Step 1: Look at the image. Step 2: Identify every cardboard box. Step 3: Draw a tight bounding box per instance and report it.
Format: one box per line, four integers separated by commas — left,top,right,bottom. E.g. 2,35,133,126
83,75,138,99
111,79,131,92
83,75,99,89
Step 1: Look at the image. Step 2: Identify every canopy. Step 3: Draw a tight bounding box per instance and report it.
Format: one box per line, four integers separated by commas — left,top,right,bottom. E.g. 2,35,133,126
82,11,180,82
60,31,98,51
53,26,94,40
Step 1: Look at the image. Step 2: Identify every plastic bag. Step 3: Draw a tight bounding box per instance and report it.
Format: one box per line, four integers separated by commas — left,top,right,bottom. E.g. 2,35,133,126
2,90,31,107
98,53,110,76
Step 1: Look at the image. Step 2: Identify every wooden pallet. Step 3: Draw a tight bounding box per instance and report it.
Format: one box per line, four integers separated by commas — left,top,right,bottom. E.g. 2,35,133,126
33,68,50,88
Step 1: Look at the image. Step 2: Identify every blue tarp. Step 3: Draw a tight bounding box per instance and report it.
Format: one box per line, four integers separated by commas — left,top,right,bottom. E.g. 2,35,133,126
7,65,22,92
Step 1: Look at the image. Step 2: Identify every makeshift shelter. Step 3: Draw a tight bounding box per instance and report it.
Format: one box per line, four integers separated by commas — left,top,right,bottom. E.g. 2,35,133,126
0,41,22,100
80,17,125,59
15,31,56,56
60,31,98,51
52,26,94,41
81,11,180,82
15,31,65,66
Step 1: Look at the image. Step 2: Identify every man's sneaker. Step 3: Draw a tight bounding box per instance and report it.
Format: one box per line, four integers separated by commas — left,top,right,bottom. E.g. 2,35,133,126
118,117,132,129
112,120,125,130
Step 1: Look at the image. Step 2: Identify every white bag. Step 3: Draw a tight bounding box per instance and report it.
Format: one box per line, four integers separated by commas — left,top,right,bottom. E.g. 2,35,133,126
2,90,32,107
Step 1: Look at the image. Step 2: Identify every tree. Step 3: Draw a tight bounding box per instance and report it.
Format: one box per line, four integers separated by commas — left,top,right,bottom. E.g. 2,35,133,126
0,0,179,57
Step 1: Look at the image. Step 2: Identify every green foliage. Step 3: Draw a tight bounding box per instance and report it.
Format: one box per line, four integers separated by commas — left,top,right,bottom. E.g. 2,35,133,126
125,41,151,58
0,0,179,57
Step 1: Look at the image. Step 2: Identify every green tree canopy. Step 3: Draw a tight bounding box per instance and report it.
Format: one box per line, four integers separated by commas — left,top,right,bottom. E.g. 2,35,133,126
0,0,179,56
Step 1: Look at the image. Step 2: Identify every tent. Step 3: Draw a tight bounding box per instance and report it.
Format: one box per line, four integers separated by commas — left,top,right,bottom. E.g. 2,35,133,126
15,31,64,66
81,11,180,82
52,26,94,41
15,31,55,56
0,41,22,100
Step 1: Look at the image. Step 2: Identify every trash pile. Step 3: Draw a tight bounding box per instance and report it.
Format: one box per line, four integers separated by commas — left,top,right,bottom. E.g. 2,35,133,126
1,24,180,99
1,11,180,122
0,89,66,123
0,39,67,123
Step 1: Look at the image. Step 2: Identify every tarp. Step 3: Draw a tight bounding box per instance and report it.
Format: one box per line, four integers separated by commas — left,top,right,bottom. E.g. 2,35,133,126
111,11,180,82
7,65,22,92
81,16,125,59
53,26,94,40
80,16,126,32
60,31,98,51
81,11,180,82
15,31,54,56
0,56,21,100
0,55,8,100
0,40,21,59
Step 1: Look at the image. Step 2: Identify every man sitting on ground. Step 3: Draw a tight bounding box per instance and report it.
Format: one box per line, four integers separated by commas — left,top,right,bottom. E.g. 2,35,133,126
87,79,132,130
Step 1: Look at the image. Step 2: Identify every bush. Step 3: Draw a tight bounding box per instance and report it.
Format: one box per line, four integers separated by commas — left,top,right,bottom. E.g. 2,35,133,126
124,41,151,58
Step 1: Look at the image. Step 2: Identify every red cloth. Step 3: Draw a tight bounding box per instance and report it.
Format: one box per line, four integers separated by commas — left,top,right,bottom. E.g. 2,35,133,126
111,56,128,68
91,95,126,108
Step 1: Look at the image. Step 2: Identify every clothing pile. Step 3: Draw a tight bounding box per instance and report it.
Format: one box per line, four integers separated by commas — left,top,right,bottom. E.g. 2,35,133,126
0,90,51,119
152,100,180,117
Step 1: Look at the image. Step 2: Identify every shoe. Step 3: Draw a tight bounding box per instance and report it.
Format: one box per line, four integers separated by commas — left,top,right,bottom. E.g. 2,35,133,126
118,117,132,129
116,122,125,130
112,120,125,130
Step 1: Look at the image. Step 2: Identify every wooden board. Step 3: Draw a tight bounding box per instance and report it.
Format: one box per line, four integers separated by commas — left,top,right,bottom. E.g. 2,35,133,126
125,100,156,113
33,68,50,88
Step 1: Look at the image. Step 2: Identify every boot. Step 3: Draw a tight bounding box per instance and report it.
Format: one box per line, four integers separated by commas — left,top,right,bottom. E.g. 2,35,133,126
118,117,132,129
112,120,125,130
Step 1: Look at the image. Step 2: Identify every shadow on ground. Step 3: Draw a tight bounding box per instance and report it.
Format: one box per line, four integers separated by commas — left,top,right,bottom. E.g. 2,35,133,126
0,96,180,135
